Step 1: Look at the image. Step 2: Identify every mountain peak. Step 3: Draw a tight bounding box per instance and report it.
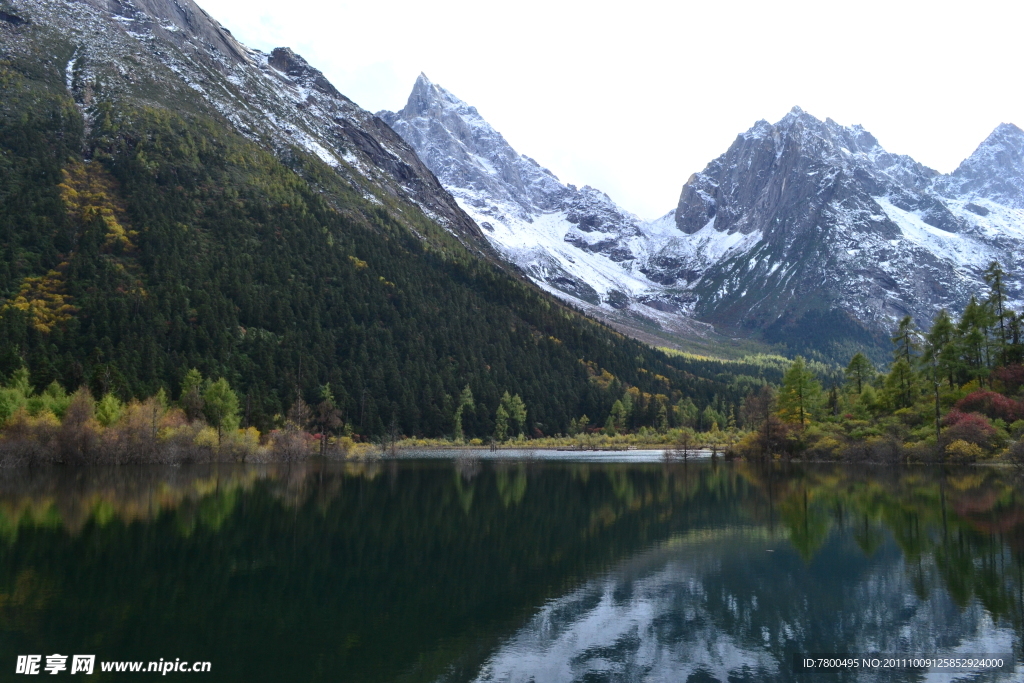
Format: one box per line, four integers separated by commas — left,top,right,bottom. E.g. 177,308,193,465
938,121,1024,208
399,74,469,119
993,121,1024,137
268,47,343,99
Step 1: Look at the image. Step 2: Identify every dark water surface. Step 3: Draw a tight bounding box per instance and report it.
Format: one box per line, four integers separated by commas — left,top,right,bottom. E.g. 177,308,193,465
0,459,1022,682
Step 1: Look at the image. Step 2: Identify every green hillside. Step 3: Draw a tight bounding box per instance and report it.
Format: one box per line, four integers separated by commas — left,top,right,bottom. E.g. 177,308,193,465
0,48,768,438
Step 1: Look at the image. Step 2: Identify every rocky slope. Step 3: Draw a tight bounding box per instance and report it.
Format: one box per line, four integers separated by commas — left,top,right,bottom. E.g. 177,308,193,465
383,80,1024,359
379,75,717,341
2,0,749,435
2,0,484,249
670,109,1024,356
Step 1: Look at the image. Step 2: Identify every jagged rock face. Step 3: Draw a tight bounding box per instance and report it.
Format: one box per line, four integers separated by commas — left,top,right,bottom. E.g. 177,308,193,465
934,123,1024,209
380,75,568,218
1,0,483,248
379,76,656,311
666,108,1024,354
381,80,1024,359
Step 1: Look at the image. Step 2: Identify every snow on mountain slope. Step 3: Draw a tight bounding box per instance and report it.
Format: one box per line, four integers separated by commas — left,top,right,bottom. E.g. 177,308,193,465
3,0,484,250
382,79,1024,357
671,108,1024,355
934,123,1024,209
379,75,707,330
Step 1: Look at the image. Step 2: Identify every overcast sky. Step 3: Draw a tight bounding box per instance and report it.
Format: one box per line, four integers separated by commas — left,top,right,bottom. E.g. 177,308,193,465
200,0,1022,220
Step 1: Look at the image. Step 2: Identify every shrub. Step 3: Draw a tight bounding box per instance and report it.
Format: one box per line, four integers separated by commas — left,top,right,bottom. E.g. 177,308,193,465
992,364,1024,394
946,439,984,463
56,389,100,464
953,390,1024,423
804,435,843,460
267,429,314,462
1007,440,1024,469
0,408,60,465
103,397,164,463
941,410,1001,451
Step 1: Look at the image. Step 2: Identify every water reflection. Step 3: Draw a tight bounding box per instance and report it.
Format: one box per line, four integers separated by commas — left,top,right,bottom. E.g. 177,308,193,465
0,460,1020,682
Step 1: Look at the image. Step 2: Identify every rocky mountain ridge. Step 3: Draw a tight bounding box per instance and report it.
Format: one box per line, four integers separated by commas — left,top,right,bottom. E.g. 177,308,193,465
4,0,485,250
673,108,1024,355
1,0,746,435
379,75,711,340
382,80,1024,359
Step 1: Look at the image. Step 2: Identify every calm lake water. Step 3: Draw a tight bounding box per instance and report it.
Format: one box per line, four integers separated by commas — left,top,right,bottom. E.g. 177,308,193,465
0,457,1021,682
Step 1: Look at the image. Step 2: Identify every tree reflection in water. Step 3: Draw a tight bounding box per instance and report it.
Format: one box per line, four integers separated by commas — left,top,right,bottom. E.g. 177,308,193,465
0,460,1019,682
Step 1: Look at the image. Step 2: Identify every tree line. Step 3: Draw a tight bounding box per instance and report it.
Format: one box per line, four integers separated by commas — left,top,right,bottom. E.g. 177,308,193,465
736,261,1024,464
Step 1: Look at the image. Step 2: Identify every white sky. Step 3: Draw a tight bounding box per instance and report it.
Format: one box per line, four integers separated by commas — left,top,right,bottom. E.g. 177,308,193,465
199,0,1023,220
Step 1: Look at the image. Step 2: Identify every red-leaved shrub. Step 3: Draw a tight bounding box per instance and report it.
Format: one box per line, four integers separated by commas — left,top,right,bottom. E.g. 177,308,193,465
993,365,1024,394
953,390,1024,423
941,409,1000,451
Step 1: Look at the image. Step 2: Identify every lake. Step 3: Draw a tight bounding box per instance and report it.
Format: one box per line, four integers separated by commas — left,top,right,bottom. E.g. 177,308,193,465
0,457,1021,681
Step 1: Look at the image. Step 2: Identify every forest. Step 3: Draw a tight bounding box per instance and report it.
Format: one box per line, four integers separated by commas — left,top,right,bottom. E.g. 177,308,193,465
0,46,785,452
736,261,1024,464
2,44,1023,464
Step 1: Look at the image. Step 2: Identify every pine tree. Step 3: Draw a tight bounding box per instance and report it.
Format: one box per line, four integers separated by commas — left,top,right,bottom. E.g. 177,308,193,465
883,358,919,409
958,297,994,383
778,357,821,427
452,384,474,442
891,316,921,365
203,378,240,445
984,260,1009,364
922,309,957,388
507,394,527,437
494,404,509,442
844,352,874,394
180,368,205,422
675,397,698,428
656,401,668,432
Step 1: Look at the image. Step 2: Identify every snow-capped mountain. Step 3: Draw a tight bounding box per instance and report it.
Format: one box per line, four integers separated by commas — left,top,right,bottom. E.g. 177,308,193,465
4,0,484,249
671,109,1024,353
379,75,670,316
383,80,1024,358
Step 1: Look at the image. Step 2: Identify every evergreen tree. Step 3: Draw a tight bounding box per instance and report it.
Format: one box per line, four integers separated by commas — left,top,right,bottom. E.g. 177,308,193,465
507,394,527,437
608,399,628,434
95,393,124,428
494,404,509,442
922,309,957,388
203,378,240,445
984,260,1009,364
180,369,205,422
452,384,474,442
886,317,926,408
777,357,821,426
1008,311,1024,364
883,359,919,409
844,352,874,394
958,297,994,383
576,415,590,434
674,397,698,428
891,315,920,365
655,401,668,432
314,384,343,455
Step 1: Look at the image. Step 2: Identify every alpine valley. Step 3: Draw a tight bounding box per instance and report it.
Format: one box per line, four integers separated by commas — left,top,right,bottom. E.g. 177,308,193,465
0,0,793,439
2,0,1023,439
382,76,1024,362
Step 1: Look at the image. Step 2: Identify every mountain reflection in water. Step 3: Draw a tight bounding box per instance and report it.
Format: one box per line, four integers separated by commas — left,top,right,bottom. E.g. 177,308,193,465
0,459,1020,682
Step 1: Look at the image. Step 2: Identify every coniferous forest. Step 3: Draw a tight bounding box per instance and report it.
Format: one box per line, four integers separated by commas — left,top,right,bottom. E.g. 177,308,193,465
3,30,1023,464
737,261,1024,464
0,48,776,443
